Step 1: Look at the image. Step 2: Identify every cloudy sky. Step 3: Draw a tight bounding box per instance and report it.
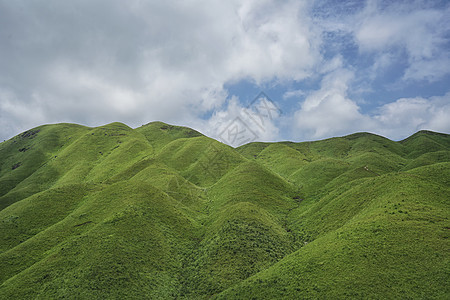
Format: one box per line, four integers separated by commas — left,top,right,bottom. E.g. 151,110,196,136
1,0,449,145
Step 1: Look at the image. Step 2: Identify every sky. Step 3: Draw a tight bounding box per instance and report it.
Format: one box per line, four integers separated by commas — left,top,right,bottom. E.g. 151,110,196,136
1,0,449,146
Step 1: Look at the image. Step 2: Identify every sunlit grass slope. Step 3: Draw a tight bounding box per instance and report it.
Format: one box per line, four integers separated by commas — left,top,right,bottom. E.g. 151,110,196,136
0,123,448,299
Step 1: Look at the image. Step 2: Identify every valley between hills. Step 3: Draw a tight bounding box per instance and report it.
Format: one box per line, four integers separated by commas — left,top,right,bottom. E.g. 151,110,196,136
0,121,449,298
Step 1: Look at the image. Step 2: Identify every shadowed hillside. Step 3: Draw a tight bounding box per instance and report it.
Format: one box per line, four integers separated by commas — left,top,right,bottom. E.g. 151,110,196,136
0,122,449,299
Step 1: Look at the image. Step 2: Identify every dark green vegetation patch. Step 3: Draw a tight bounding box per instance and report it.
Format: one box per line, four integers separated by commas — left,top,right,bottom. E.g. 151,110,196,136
0,122,449,299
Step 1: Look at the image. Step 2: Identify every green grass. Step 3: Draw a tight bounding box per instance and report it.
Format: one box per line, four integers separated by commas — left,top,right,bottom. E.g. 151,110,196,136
136,121,203,154
217,173,449,299
0,122,449,299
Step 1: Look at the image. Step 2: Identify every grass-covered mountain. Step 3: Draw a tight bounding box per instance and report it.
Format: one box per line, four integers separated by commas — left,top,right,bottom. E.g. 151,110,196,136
0,122,448,299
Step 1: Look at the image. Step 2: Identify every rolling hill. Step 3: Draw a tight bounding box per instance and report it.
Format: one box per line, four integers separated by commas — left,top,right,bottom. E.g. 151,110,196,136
0,122,449,299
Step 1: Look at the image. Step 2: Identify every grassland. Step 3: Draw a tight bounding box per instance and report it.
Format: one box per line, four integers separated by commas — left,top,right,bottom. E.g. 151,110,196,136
0,122,448,299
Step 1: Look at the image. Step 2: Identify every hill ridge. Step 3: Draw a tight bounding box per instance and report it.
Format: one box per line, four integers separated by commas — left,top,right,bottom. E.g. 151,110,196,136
0,122,448,298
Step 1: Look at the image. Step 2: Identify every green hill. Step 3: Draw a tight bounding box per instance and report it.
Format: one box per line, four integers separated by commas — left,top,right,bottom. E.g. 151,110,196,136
0,122,448,299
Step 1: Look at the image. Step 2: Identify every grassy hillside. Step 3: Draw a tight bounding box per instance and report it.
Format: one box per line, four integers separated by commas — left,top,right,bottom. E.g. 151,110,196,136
0,123,448,299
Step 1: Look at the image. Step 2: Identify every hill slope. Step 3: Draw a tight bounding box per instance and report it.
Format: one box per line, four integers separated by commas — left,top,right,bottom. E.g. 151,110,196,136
0,123,449,298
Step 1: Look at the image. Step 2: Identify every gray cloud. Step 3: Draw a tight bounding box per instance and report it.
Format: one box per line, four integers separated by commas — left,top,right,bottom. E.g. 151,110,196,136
0,0,322,141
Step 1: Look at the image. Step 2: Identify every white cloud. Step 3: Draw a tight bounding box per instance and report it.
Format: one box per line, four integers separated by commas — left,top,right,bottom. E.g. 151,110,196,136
374,93,450,139
402,56,450,82
229,0,321,82
0,0,322,140
355,0,450,82
292,70,450,140
313,0,450,83
200,95,281,147
283,89,306,99
293,68,374,139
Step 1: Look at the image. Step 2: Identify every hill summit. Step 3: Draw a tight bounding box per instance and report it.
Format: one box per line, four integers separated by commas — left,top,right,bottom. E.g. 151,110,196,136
0,122,449,298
